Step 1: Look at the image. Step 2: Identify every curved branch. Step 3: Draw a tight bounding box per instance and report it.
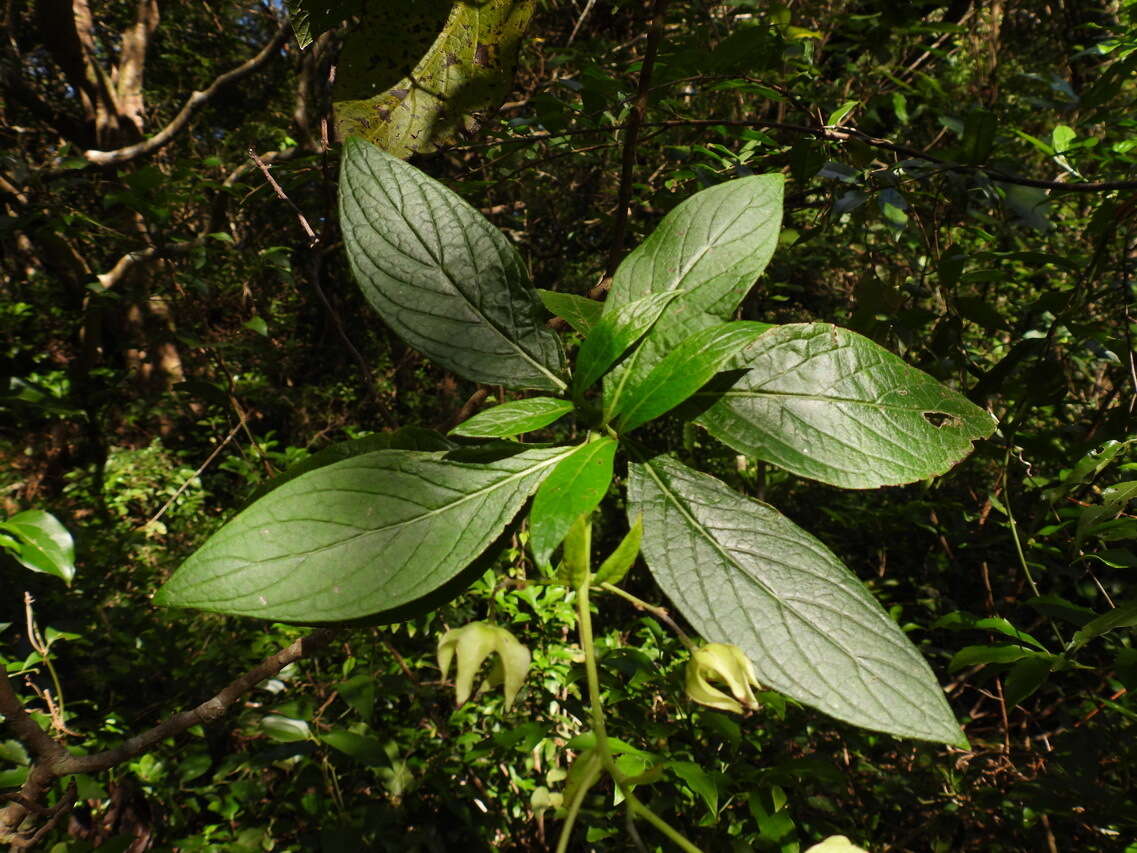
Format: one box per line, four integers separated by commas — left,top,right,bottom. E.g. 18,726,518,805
82,22,290,167
0,627,337,840
64,627,336,775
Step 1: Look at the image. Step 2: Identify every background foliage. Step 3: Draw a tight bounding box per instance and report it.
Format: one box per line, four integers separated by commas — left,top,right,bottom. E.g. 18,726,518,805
2,0,1135,850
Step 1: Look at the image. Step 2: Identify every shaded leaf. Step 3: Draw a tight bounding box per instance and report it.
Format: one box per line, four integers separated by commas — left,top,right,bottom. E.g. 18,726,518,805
696,323,996,488
537,289,603,334
340,137,566,390
613,322,770,432
629,454,965,745
574,291,682,393
1003,656,1052,708
155,446,573,622
321,730,389,765
594,515,643,586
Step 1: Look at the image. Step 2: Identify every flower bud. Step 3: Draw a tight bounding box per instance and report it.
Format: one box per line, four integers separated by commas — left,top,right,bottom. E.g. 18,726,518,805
684,643,761,715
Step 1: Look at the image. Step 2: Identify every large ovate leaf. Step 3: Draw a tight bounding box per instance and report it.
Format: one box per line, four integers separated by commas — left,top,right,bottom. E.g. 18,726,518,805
340,137,566,391
612,322,771,432
603,175,783,414
529,438,617,565
695,323,996,488
628,454,966,745
334,0,536,157
155,446,573,622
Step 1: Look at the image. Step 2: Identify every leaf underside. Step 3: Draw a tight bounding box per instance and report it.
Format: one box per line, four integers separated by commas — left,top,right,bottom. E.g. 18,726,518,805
340,138,566,391
156,446,572,622
629,454,966,745
696,323,997,488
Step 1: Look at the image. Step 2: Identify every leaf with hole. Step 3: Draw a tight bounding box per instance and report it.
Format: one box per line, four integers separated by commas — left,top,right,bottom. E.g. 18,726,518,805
695,323,996,488
629,454,966,745
155,445,573,622
340,137,566,391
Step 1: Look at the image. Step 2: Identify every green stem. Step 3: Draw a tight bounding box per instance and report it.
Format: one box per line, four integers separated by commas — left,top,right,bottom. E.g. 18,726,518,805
1002,447,1066,648
554,755,602,853
568,517,704,853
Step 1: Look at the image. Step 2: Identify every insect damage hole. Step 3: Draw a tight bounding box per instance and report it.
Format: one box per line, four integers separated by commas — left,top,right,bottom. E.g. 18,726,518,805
922,411,958,428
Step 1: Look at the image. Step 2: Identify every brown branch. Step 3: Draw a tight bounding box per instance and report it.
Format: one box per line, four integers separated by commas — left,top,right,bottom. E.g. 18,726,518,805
604,0,670,280
82,22,289,167
0,671,70,765
67,628,337,774
464,118,1137,194
0,628,337,839
249,148,318,244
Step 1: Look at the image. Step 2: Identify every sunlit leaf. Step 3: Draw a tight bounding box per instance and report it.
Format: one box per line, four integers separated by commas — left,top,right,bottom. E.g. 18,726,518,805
630,454,966,745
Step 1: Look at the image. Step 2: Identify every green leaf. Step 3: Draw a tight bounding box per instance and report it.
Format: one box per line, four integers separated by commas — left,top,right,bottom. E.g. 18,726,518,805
594,515,643,586
1003,657,1052,708
334,0,536,157
0,510,76,585
284,0,362,50
529,438,617,566
155,446,573,622
339,137,566,391
695,323,996,488
574,291,683,393
321,730,389,765
451,398,574,438
244,428,454,506
1071,599,1137,651
536,290,603,334
629,455,965,745
932,612,1048,652
826,100,858,126
667,760,719,814
613,322,770,432
948,644,1049,673
961,109,997,164
261,715,310,743
602,175,783,415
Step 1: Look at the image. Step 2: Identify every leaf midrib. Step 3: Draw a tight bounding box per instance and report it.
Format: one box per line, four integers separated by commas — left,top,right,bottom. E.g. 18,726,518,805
347,157,566,391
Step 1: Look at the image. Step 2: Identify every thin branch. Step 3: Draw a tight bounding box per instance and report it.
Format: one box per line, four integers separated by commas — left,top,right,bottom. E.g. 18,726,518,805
82,22,289,167
249,148,318,244
604,0,669,280
0,671,70,764
65,628,337,775
462,118,1137,194
0,628,337,839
